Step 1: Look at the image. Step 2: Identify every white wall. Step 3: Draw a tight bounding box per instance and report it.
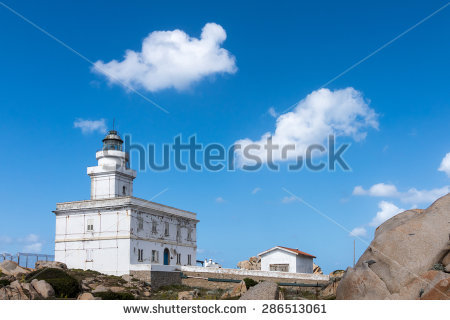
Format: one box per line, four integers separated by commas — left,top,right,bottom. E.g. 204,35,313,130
260,249,297,273
295,254,313,273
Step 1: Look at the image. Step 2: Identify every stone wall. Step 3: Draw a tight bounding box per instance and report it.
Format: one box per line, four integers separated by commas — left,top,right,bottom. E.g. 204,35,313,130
181,266,329,290
130,270,181,289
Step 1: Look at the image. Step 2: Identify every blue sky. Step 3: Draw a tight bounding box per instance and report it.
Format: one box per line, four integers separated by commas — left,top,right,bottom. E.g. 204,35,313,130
0,0,449,273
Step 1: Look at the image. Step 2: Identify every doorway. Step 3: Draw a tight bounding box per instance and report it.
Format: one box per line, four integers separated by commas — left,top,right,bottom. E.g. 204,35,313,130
163,248,170,265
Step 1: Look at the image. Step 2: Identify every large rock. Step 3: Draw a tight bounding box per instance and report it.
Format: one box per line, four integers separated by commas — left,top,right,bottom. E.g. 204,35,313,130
35,261,67,270
240,281,279,300
313,263,323,274
178,290,199,300
420,278,450,300
0,261,30,277
237,256,261,270
31,279,55,299
337,194,450,299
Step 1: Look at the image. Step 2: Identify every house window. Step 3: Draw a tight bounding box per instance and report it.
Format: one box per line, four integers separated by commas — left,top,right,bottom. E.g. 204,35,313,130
270,264,289,272
187,229,192,241
87,219,94,231
188,254,192,265
152,221,157,234
138,249,144,262
164,222,169,236
122,186,126,195
137,218,144,231
176,253,181,265
151,250,159,263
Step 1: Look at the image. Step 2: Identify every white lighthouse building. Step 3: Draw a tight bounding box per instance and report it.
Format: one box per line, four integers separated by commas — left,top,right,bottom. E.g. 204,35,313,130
54,130,198,276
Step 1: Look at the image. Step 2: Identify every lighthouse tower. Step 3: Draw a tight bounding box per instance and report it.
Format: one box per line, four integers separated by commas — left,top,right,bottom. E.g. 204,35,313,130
87,130,136,199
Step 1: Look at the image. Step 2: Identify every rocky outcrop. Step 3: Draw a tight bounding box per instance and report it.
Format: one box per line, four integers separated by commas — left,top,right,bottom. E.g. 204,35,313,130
240,281,279,300
0,279,54,300
237,256,261,270
337,194,450,300
221,280,247,299
31,279,55,298
0,261,30,277
178,289,200,300
319,270,345,299
313,263,323,274
35,261,67,270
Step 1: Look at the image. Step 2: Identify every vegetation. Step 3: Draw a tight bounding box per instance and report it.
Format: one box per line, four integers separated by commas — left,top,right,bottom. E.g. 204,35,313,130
93,291,134,300
243,278,258,289
0,278,11,287
432,263,444,271
25,268,81,298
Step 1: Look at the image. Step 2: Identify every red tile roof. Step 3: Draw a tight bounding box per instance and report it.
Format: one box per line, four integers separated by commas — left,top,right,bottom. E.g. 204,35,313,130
278,246,316,258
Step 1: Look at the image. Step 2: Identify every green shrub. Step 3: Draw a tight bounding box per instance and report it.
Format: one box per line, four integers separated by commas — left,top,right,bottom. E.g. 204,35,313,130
432,263,444,271
243,278,258,289
93,291,134,300
0,279,11,287
26,268,81,298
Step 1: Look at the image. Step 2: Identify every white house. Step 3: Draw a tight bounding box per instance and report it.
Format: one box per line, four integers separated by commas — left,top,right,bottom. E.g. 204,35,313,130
54,130,198,276
259,246,315,273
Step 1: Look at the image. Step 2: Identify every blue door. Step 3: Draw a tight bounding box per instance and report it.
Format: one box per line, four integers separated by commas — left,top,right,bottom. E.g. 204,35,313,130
164,248,170,265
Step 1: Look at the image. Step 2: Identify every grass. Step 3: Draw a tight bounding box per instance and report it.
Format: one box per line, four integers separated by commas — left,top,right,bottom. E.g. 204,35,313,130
25,268,81,298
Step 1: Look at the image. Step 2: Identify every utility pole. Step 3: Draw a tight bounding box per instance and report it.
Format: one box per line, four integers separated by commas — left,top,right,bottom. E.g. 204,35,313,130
353,239,356,267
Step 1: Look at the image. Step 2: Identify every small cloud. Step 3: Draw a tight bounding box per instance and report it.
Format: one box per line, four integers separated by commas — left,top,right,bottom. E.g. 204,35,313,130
438,152,450,177
352,183,399,197
23,242,43,253
369,201,404,227
74,118,107,134
251,187,261,194
268,107,278,118
92,23,237,92
215,197,225,203
281,195,296,203
349,227,367,237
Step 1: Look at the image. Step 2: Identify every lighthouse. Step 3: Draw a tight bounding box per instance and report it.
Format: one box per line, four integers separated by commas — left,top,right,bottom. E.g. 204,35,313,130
53,129,198,276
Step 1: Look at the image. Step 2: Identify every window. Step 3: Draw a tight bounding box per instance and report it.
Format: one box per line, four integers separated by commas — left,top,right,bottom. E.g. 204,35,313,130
137,218,144,231
87,219,94,232
152,221,157,234
151,250,159,263
187,229,192,241
122,186,126,195
176,253,181,265
164,222,169,236
188,254,192,265
176,227,181,241
270,264,289,272
138,249,144,262
86,249,93,262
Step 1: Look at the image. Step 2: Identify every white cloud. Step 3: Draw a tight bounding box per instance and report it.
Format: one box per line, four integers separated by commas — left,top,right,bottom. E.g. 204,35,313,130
74,118,107,134
268,107,278,118
215,197,225,203
281,195,296,203
369,201,404,227
23,242,43,253
353,183,399,197
349,227,367,237
353,183,449,205
438,153,450,177
93,23,237,92
251,187,261,194
235,87,378,164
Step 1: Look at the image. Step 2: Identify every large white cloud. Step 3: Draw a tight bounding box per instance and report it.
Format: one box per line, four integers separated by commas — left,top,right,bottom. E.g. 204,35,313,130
235,87,378,164
92,23,237,92
353,183,449,206
369,201,404,227
439,152,450,177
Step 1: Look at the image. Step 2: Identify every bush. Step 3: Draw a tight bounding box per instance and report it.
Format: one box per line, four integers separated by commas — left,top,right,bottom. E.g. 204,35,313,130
432,263,444,271
0,279,11,287
93,291,134,300
26,268,81,298
243,278,258,289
